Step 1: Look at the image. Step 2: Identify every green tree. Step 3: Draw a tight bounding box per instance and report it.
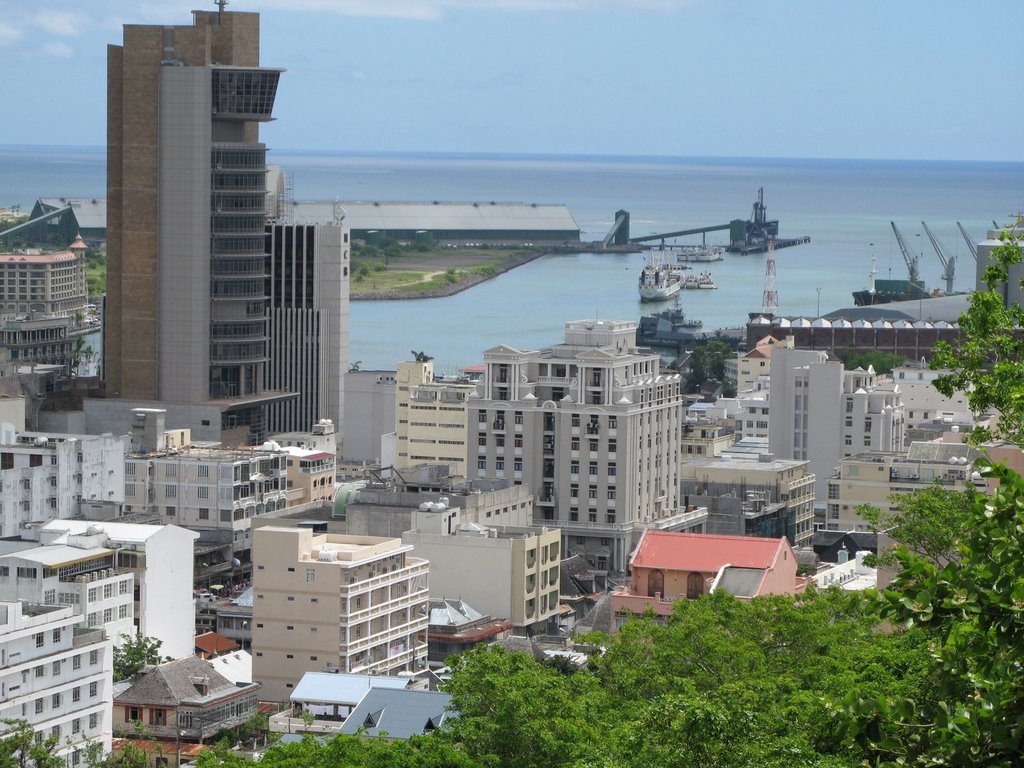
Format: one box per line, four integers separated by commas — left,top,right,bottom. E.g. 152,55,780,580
113,634,164,681
410,350,433,363
0,720,64,768
931,223,1024,443
858,483,975,567
684,339,733,392
836,348,904,374
441,645,610,768
840,460,1024,765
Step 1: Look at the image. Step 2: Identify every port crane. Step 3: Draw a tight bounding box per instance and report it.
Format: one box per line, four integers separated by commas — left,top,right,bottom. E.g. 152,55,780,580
921,221,956,294
956,222,978,260
890,222,921,285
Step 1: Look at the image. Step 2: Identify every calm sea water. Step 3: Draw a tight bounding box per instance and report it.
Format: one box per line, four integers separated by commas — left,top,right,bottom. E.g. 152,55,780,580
2,145,1022,372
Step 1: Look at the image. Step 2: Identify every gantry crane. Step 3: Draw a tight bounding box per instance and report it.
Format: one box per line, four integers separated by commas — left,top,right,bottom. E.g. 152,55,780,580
957,222,978,260
890,221,921,285
921,221,955,294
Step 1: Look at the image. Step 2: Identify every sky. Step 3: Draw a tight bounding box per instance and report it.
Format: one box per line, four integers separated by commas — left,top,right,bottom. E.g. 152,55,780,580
1,0,1022,161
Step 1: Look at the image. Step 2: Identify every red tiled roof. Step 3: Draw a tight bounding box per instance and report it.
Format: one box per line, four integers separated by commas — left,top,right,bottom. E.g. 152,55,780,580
301,452,335,461
630,530,786,573
194,631,239,657
0,251,76,265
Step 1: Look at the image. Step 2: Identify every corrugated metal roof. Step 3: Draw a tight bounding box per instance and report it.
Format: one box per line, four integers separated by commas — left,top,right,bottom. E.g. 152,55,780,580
37,198,107,229
284,200,579,234
290,671,410,705
338,688,453,739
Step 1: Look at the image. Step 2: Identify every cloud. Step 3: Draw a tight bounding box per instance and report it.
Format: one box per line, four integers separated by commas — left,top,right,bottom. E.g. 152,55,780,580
41,41,75,58
32,10,89,36
0,22,23,46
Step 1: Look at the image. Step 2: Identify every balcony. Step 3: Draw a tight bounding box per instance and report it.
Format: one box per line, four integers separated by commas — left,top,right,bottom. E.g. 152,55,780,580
492,420,506,431
72,628,106,648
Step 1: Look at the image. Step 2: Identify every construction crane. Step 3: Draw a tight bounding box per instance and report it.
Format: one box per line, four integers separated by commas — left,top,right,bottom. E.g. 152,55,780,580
956,222,978,260
921,221,955,294
890,222,921,285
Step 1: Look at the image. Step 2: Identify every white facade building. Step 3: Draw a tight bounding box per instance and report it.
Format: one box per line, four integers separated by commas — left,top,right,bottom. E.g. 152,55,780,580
394,360,475,477
468,320,703,574
0,601,113,764
38,520,199,659
892,363,972,435
769,348,905,507
0,427,127,538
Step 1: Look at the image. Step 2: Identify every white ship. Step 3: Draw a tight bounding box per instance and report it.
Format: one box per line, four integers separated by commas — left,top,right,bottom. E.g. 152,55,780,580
680,270,717,290
638,253,682,302
674,244,724,264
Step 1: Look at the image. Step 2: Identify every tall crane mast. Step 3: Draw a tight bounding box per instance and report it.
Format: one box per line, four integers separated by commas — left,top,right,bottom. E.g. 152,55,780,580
921,221,955,294
890,221,921,284
957,222,978,260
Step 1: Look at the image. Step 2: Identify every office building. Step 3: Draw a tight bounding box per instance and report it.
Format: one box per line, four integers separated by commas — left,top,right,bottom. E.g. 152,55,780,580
264,222,349,439
0,601,113,763
251,526,429,702
394,360,474,477
769,347,905,506
105,9,284,442
468,320,704,574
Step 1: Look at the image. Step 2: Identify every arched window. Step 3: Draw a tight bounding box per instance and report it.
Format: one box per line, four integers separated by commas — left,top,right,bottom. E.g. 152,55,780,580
687,572,703,599
647,569,664,598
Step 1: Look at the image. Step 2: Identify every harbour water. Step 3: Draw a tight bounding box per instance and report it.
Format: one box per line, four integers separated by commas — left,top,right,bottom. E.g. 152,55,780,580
2,146,1022,372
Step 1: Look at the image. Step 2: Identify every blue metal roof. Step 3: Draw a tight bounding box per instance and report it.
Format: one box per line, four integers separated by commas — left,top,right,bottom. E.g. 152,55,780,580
290,671,409,705
339,688,454,739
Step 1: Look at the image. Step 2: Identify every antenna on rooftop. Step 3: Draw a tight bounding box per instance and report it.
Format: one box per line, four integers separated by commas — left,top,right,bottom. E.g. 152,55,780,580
215,0,229,13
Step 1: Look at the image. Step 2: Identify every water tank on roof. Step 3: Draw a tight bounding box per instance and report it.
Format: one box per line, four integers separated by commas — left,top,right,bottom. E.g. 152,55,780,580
317,549,338,562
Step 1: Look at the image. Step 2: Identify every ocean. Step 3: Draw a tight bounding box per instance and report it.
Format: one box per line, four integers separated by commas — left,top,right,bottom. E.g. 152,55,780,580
2,145,1022,372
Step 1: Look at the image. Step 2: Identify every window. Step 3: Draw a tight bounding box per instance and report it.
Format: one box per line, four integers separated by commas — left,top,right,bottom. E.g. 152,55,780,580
589,462,598,476
607,463,616,476
514,460,522,471
51,693,61,708
51,629,60,643
89,714,97,730
89,682,97,698
570,462,579,475
52,661,60,675
305,569,315,583
72,655,81,670
34,699,43,714
199,508,210,520
571,414,580,427
34,666,44,678
34,633,44,648
496,459,504,471
72,687,81,703
608,416,617,429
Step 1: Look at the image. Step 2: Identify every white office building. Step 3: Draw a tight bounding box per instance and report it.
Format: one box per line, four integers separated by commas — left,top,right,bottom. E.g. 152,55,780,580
0,601,113,764
38,520,198,659
769,347,905,507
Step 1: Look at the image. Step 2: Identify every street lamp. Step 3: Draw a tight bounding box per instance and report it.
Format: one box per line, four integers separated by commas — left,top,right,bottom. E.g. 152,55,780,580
176,729,186,767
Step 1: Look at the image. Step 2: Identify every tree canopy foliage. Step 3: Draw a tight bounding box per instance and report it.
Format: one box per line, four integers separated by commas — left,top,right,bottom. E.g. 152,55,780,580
112,634,165,681
932,223,1024,443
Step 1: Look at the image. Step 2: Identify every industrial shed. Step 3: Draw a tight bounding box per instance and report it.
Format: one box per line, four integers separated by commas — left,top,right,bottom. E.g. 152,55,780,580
283,200,580,245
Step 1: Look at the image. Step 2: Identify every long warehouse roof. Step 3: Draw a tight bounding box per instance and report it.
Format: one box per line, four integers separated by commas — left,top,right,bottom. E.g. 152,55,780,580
283,200,580,233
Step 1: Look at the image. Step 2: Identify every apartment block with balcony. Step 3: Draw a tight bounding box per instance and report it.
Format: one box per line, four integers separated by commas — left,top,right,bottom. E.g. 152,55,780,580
468,320,703,575
123,445,289,579
251,526,429,702
401,502,561,635
394,360,475,477
825,441,984,532
0,542,135,646
37,520,199,659
0,602,113,765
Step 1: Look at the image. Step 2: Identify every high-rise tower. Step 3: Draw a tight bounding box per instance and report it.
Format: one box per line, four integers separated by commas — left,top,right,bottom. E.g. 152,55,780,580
105,10,283,442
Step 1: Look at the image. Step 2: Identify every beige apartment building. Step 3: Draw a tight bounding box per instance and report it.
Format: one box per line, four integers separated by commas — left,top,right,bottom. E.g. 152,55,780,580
0,239,87,318
468,320,702,575
251,527,429,702
394,360,475,477
401,503,561,634
826,441,983,531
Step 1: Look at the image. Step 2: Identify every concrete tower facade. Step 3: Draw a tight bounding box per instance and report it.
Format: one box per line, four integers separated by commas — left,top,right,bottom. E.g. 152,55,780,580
105,10,283,441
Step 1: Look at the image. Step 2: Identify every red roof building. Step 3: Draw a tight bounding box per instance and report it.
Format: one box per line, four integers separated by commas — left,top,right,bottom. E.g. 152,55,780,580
609,530,802,630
